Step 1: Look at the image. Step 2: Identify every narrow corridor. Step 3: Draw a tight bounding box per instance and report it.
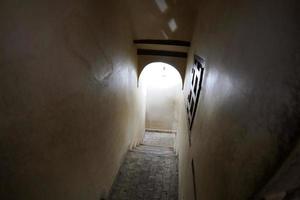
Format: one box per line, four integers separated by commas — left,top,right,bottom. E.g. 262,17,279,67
1,1,299,199
109,132,178,200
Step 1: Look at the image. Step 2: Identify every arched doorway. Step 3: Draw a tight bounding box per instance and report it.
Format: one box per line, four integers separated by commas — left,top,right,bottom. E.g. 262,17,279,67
139,62,183,147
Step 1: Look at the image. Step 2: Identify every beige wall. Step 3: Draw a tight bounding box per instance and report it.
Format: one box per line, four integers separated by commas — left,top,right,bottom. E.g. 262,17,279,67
145,80,181,131
0,0,144,199
177,0,299,199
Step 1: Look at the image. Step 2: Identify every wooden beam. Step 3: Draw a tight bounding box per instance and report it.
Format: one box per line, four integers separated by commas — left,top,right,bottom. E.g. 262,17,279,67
134,39,191,47
137,49,187,58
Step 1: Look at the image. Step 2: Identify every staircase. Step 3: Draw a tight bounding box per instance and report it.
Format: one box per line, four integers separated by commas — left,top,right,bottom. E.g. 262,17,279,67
109,142,178,200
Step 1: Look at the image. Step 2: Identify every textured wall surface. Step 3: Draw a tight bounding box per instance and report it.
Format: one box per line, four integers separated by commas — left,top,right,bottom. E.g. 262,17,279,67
177,0,299,199
0,0,144,199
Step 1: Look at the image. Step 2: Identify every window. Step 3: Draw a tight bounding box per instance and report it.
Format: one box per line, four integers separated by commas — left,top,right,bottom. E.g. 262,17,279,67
186,55,205,144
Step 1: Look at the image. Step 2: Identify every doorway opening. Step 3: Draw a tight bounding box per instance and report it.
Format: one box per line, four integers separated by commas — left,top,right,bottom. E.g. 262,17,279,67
139,62,183,148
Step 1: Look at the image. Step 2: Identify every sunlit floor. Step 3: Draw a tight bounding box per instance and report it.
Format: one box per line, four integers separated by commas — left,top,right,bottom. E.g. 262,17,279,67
109,132,178,200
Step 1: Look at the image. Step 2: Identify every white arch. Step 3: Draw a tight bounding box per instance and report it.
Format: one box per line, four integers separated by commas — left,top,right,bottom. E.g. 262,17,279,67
139,62,183,89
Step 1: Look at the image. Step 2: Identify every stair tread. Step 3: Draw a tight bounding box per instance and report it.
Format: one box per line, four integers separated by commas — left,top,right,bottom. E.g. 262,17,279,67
131,144,176,156
137,144,173,150
130,150,176,156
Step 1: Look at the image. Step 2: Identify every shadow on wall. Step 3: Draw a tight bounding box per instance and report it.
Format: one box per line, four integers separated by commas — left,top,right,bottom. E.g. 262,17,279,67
272,68,300,160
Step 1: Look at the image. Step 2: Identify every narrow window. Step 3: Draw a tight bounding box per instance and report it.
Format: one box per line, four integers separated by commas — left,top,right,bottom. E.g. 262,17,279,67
186,55,205,131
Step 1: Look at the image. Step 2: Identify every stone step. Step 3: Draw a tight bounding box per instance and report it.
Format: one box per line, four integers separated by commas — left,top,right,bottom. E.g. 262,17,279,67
130,149,176,156
132,150,174,155
131,144,176,156
136,144,174,151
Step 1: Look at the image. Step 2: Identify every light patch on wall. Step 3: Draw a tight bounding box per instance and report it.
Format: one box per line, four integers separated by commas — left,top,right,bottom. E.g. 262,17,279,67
206,69,234,93
206,68,237,107
206,69,218,91
222,75,234,94
140,62,182,90
155,0,168,13
168,18,177,32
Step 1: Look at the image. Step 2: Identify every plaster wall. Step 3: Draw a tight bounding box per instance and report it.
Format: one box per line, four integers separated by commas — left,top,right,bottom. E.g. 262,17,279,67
0,0,144,199
256,139,300,199
145,81,181,131
177,0,299,199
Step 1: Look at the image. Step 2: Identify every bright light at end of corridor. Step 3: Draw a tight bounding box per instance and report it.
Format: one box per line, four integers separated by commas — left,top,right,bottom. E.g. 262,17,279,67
140,62,182,89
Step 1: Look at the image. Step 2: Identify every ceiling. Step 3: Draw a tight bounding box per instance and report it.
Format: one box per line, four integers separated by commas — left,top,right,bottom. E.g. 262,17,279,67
126,0,199,41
